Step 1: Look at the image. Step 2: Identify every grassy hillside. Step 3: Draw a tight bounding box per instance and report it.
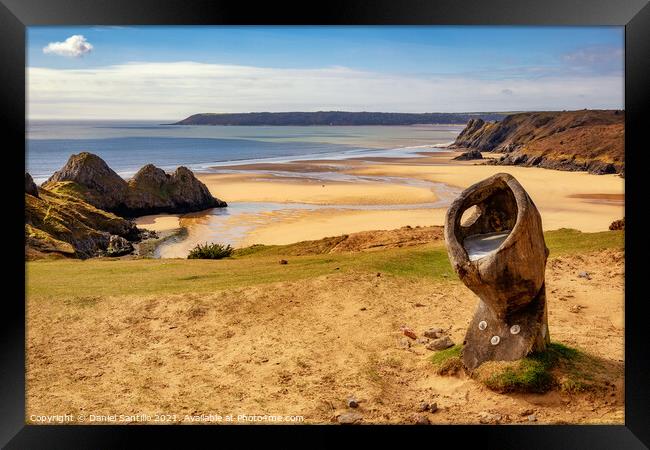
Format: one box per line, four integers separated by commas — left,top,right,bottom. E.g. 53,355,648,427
26,229,623,300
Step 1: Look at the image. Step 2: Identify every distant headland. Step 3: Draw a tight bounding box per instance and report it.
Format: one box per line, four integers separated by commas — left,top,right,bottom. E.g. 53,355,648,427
172,111,509,126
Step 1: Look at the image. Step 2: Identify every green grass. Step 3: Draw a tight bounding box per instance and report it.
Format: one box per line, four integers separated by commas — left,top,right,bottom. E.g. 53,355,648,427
27,242,451,299
471,342,610,394
26,228,623,300
429,341,617,394
544,228,623,255
430,344,464,375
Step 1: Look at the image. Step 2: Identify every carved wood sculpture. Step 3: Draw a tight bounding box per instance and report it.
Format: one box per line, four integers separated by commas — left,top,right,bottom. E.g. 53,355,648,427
444,173,550,371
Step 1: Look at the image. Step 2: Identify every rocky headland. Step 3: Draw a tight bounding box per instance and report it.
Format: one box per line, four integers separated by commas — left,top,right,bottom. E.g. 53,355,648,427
44,152,227,217
174,111,507,126
450,110,624,175
26,153,226,259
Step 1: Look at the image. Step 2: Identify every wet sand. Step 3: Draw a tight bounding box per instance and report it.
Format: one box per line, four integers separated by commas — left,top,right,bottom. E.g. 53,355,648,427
134,214,181,232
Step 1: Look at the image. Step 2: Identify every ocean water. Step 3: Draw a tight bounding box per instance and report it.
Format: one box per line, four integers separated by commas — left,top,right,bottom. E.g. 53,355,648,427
26,121,463,183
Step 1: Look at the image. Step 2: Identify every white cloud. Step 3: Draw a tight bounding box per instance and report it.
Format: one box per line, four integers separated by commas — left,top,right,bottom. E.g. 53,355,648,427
43,35,93,58
27,61,624,120
561,46,623,74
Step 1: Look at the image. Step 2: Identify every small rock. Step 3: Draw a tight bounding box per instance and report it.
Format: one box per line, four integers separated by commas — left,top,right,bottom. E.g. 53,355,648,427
429,402,438,413
414,414,430,425
414,302,426,307
478,411,502,424
376,272,381,277
401,327,417,340
347,398,359,408
398,337,412,349
423,327,445,339
140,229,159,240
416,337,430,345
577,271,591,280
570,304,583,313
360,307,367,311
279,259,288,265
417,402,430,412
426,336,455,351
337,412,363,424
520,409,535,417
527,414,537,422
106,235,134,257
453,149,483,161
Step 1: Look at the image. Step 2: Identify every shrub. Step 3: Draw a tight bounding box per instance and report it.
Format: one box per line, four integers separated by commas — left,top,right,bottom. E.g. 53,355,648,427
187,242,233,260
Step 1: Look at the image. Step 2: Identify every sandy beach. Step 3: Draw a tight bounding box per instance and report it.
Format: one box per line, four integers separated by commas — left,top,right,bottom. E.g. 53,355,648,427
135,150,624,256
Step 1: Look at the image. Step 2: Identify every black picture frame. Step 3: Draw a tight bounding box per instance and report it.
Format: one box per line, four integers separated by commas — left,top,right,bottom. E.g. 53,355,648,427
2,0,648,447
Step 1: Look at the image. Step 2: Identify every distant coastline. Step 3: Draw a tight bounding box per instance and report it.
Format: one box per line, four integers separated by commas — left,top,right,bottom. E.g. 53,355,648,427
172,111,509,126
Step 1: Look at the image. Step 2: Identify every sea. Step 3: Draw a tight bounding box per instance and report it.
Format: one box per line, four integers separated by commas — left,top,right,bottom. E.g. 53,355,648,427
26,121,464,183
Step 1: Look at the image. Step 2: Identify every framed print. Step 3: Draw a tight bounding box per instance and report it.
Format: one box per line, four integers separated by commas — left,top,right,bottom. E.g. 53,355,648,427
2,0,648,447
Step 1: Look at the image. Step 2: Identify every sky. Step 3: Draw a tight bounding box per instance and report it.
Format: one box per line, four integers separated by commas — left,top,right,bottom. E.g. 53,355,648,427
27,26,624,120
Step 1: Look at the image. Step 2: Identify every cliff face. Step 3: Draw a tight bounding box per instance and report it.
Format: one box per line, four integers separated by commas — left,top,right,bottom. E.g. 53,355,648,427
43,152,227,217
451,110,624,175
25,176,142,259
123,165,226,217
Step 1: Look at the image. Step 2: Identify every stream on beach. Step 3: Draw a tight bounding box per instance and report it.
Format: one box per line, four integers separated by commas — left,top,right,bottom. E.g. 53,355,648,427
149,173,462,258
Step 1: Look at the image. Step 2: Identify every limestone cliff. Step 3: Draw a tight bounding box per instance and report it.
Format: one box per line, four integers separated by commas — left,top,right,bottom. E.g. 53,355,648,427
451,110,624,175
44,152,227,217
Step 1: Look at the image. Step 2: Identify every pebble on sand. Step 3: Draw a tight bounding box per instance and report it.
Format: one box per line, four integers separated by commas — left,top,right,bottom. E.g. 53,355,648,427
337,412,363,424
401,326,417,339
423,327,445,339
414,414,430,425
426,336,455,351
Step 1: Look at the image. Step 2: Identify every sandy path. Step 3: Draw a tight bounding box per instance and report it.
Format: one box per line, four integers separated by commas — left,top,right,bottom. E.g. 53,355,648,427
26,249,623,425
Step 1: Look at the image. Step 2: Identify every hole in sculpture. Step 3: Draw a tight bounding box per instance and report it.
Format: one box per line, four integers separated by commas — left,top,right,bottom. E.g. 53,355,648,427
460,186,518,261
461,205,481,227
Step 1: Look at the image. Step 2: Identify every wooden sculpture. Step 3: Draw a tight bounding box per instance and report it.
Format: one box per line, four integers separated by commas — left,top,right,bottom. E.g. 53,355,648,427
444,173,550,370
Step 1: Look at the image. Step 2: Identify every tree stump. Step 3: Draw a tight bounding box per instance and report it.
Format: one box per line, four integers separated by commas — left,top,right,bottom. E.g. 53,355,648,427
444,173,550,371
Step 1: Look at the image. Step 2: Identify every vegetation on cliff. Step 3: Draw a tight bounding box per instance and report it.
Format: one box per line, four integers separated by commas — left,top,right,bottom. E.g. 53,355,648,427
174,111,507,126
451,110,624,175
25,178,142,259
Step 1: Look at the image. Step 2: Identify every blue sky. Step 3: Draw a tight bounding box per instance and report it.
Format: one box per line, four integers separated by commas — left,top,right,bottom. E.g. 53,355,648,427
27,26,624,120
